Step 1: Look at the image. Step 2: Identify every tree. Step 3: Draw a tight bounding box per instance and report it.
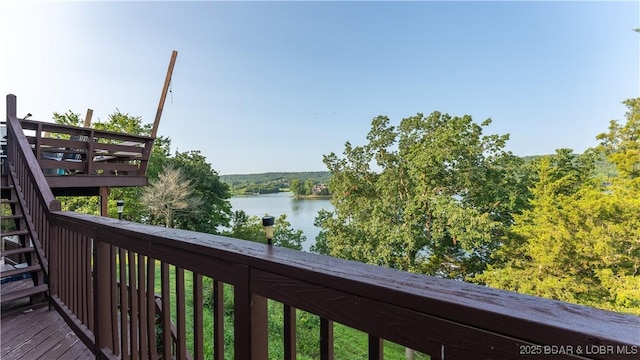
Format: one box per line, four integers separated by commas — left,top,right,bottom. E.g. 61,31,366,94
477,99,640,314
316,112,529,278
141,165,203,228
304,179,315,195
224,211,305,250
596,98,640,179
169,150,232,233
290,179,305,196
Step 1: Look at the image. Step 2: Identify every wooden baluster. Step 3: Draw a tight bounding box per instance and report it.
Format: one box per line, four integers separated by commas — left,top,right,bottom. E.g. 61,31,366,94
138,253,148,360
161,262,171,360
129,250,139,359
176,267,187,360
213,280,224,360
283,304,296,360
320,318,334,360
119,248,129,360
368,335,383,360
193,273,203,360
147,257,158,360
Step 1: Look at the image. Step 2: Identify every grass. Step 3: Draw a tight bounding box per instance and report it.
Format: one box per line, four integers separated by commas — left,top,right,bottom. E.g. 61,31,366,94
130,259,429,359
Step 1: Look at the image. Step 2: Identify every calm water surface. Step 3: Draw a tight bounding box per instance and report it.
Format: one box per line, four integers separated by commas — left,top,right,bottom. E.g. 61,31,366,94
229,192,333,251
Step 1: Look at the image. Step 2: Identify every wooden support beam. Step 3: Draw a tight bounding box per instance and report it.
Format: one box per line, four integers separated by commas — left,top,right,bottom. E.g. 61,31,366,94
99,187,110,217
83,109,93,128
151,50,178,138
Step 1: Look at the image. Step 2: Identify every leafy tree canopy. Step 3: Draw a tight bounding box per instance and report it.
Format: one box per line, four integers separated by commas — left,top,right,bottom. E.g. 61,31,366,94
477,98,640,314
316,112,530,278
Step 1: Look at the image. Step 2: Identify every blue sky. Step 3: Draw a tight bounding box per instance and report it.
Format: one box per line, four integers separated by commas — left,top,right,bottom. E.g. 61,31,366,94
1,1,638,175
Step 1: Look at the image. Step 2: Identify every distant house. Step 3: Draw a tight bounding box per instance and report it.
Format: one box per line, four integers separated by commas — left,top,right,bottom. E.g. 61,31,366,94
312,183,329,195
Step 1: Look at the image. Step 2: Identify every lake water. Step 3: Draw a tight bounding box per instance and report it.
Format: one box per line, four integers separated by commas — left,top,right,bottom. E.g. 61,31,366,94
229,192,333,251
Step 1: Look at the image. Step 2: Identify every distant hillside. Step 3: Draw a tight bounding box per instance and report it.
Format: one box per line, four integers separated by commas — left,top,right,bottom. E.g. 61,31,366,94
220,153,617,195
220,171,331,185
521,153,617,178
220,171,332,195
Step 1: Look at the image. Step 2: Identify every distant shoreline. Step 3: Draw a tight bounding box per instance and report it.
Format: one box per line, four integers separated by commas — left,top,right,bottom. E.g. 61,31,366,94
292,194,332,200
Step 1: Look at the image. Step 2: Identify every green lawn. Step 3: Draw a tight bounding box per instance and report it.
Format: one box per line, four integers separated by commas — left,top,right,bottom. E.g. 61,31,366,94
142,260,429,359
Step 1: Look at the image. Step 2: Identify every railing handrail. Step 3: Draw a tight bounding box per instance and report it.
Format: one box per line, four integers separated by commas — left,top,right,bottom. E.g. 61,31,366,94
20,118,154,142
6,94,61,213
49,210,640,350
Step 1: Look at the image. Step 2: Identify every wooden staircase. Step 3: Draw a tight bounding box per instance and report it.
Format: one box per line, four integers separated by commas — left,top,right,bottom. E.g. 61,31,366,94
1,173,48,315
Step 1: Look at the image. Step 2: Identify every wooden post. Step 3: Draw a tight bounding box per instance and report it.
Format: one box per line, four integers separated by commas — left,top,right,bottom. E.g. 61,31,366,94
100,187,109,217
251,295,268,360
320,318,334,360
234,265,268,360
284,304,297,360
95,186,113,357
83,109,93,128
151,50,178,138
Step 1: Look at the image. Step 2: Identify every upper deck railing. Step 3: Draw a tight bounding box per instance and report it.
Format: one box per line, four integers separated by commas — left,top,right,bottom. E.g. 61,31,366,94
5,94,640,360
19,116,154,189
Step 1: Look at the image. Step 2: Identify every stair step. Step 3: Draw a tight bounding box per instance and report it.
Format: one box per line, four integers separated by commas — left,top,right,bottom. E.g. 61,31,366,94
0,185,14,190
1,214,23,220
1,229,29,237
1,264,41,278
0,284,48,303
0,199,18,204
1,247,35,257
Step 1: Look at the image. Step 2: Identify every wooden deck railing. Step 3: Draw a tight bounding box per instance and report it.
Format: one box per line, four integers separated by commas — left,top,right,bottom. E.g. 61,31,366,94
6,93,640,360
19,117,154,188
5,96,61,277
47,211,639,360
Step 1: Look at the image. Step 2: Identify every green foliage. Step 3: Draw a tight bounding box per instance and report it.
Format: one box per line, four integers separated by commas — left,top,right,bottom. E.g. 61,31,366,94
317,112,530,278
289,178,305,196
169,150,232,233
477,98,640,315
596,98,640,179
141,165,203,228
223,210,305,250
221,171,331,195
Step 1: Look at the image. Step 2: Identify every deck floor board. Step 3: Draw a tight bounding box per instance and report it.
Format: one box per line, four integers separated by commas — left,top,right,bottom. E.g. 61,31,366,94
0,306,92,359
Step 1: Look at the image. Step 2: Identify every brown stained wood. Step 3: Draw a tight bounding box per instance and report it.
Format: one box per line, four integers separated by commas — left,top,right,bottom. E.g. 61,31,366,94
20,119,154,143
283,304,296,360
152,50,178,138
320,318,333,360
110,245,119,355
138,253,149,360
84,109,93,128
193,273,204,360
234,264,252,360
119,248,130,360
213,280,224,360
86,236,94,333
50,225,59,297
368,335,383,360
161,262,171,360
0,306,91,360
5,97,59,215
0,284,48,303
147,257,158,360
46,175,148,189
251,295,268,360
176,267,187,360
1,309,65,354
128,250,139,359
251,270,591,360
52,211,639,355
